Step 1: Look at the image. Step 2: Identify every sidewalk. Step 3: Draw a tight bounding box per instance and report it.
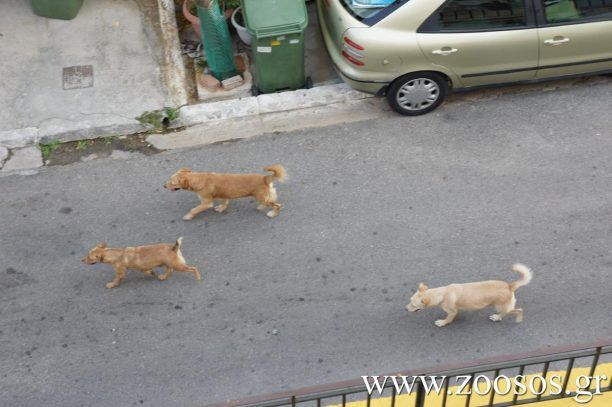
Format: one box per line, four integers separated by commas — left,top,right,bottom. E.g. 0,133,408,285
0,0,360,172
0,0,181,146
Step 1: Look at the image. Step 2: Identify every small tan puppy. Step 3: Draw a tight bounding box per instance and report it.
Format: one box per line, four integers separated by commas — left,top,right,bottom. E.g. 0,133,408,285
164,165,286,220
82,238,201,288
406,263,532,327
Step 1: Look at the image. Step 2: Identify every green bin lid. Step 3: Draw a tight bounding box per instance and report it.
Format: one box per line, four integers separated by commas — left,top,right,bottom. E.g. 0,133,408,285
242,0,308,38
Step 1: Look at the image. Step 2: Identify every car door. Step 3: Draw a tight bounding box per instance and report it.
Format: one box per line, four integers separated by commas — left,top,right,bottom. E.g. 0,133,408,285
535,0,612,79
417,0,540,88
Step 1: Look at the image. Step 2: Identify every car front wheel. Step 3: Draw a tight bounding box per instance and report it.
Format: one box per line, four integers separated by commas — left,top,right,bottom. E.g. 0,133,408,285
387,72,447,116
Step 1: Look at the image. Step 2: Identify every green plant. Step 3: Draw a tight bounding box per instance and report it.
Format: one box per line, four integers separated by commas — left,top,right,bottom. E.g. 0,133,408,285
164,107,180,123
76,140,89,152
136,110,164,128
103,135,115,145
136,108,180,130
195,58,207,72
39,140,61,158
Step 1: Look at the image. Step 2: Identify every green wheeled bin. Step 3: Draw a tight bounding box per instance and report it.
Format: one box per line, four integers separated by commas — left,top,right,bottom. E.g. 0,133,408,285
31,0,84,20
242,0,308,94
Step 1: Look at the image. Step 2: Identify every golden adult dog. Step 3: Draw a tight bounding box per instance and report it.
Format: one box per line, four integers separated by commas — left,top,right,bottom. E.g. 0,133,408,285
406,263,532,327
82,238,200,288
164,165,286,220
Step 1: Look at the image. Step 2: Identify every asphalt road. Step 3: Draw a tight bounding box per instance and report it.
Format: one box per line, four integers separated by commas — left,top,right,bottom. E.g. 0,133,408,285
1,80,612,407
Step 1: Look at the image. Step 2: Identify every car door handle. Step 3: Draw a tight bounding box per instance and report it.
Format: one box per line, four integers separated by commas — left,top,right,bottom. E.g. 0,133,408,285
432,48,458,56
544,37,570,46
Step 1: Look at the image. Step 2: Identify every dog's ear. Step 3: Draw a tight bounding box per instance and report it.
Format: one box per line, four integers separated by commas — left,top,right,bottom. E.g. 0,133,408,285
418,282,428,292
179,174,189,189
97,241,107,248
422,298,430,305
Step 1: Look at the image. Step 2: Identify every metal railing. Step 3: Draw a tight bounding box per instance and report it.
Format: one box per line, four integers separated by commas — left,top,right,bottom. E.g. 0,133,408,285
207,340,611,407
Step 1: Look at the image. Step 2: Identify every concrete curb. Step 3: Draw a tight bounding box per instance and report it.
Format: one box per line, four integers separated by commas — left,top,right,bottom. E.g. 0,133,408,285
0,82,369,147
0,83,371,172
0,117,147,148
1,146,42,172
176,83,372,127
147,95,389,151
39,115,147,145
0,127,40,149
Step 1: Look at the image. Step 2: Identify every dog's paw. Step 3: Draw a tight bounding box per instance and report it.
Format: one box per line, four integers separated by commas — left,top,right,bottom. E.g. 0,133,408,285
489,314,502,322
434,319,448,327
105,282,117,289
266,210,278,218
257,204,266,211
195,272,202,281
182,214,194,221
214,206,227,213
158,274,169,281
515,315,523,323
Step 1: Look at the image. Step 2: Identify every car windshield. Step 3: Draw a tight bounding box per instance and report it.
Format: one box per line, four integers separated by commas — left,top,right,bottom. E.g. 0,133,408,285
339,0,405,22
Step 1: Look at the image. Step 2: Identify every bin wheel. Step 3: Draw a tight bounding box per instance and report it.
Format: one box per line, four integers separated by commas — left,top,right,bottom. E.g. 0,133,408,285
305,76,313,89
251,85,261,96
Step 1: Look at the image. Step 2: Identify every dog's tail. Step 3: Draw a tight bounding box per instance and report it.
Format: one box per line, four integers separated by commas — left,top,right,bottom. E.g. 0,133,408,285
509,263,532,291
263,165,286,185
172,237,183,252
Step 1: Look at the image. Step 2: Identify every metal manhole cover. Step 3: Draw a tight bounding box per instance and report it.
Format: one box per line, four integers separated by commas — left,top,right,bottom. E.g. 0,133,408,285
62,65,94,90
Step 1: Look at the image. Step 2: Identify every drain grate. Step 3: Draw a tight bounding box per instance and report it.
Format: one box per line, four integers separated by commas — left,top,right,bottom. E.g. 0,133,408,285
62,65,94,90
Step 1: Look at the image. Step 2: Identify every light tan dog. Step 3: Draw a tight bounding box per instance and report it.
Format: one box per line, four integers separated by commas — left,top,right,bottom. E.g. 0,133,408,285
406,263,532,327
163,165,286,220
82,238,201,288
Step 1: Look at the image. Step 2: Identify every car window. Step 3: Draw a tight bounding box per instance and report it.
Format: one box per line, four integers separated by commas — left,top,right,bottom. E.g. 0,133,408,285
338,0,408,22
543,0,612,23
434,0,528,30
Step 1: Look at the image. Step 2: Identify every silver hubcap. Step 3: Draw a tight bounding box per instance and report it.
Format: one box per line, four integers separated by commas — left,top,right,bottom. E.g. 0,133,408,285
396,78,440,111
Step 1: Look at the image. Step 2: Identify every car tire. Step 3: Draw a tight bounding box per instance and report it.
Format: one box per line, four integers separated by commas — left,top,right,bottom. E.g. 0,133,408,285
387,72,447,116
